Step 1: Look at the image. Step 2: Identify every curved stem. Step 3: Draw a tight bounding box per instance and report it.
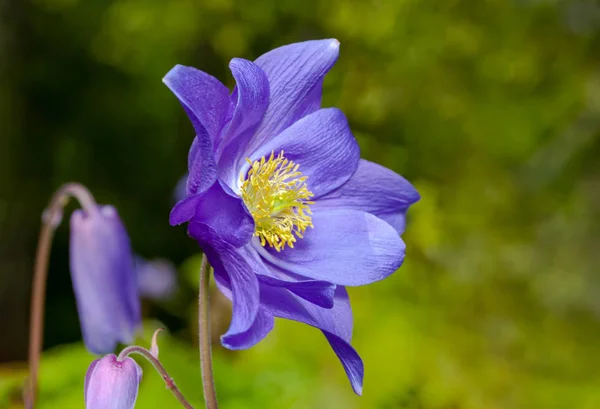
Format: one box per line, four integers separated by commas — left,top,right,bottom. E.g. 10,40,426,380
118,346,195,409
42,182,98,226
24,215,56,409
199,254,218,409
25,182,97,409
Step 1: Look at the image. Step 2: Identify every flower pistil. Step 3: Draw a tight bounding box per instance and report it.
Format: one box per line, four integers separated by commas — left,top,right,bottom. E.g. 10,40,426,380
240,151,314,251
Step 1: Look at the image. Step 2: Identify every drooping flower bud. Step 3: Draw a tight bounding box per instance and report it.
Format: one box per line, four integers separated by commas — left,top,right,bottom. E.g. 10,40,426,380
85,354,142,409
70,205,141,354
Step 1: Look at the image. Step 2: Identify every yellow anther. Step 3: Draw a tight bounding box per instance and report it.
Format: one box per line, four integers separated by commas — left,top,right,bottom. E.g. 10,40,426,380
240,151,314,251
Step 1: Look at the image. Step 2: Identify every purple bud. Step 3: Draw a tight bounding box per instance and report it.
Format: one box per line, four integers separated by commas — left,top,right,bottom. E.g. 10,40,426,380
85,354,142,409
70,205,141,354
135,257,177,301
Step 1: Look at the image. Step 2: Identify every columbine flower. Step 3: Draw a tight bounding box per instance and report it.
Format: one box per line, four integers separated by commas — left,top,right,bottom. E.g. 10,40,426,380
164,39,419,394
70,205,141,354
84,354,142,409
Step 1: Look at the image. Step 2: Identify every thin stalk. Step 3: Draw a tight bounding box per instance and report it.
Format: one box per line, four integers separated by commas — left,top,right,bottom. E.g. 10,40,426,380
25,183,97,409
24,215,55,409
198,254,218,409
118,346,195,409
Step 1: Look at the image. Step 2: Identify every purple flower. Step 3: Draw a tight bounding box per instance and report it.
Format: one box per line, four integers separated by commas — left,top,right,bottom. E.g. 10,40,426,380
164,39,419,394
85,354,142,409
70,205,141,354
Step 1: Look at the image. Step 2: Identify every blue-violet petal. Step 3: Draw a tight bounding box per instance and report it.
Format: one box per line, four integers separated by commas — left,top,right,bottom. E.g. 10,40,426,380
247,39,340,152
218,59,270,186
163,64,232,141
260,285,363,394
190,223,260,343
261,209,405,286
313,159,420,234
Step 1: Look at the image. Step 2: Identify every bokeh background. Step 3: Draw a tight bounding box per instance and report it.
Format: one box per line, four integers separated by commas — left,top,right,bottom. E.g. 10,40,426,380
1,0,600,408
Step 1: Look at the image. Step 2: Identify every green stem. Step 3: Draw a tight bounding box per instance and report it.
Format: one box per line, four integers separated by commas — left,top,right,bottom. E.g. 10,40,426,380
199,254,219,409
118,346,195,409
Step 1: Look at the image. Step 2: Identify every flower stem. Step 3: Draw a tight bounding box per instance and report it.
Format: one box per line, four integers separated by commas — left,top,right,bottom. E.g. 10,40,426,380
118,346,195,409
198,254,218,409
25,183,97,409
24,213,55,409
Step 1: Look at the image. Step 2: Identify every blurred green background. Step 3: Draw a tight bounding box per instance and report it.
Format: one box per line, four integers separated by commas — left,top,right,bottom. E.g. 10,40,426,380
1,0,600,408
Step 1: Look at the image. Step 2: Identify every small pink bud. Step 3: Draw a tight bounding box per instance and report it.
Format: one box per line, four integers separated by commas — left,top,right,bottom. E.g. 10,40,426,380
84,354,142,409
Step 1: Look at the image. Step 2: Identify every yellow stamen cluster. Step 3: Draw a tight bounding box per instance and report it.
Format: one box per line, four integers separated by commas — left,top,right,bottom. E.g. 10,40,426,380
240,151,314,252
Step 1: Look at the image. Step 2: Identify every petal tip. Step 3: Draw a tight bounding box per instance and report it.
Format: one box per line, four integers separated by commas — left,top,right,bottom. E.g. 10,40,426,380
353,385,363,396
329,38,340,49
168,208,185,226
412,189,422,204
402,179,421,205
219,335,236,350
169,196,200,226
162,64,184,84
220,334,246,351
228,57,246,67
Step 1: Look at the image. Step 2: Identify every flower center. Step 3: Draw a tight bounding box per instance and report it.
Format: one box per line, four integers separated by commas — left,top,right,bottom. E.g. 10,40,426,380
240,151,314,252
